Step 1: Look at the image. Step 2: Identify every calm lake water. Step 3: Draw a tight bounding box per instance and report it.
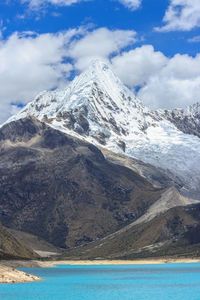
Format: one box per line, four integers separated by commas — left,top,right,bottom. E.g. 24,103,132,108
1,264,200,300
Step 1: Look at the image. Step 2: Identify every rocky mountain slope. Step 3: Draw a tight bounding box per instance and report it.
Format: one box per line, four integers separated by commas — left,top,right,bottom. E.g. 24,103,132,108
62,202,200,260
0,223,37,260
162,102,200,139
0,117,168,249
5,60,200,199
9,229,62,258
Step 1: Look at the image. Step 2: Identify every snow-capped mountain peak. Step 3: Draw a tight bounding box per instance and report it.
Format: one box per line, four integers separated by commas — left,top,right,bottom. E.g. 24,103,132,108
4,60,200,199
7,59,150,143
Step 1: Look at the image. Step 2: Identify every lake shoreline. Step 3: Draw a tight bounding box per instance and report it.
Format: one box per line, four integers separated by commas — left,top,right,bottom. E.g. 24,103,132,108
1,257,200,269
1,258,200,284
1,260,200,299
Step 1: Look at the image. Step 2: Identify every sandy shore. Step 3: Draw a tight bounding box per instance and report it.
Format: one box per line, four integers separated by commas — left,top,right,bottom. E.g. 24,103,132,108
52,258,200,265
1,258,200,269
0,264,41,284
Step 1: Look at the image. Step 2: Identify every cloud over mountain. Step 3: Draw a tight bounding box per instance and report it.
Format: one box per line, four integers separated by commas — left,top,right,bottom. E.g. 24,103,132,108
112,46,200,109
67,28,137,71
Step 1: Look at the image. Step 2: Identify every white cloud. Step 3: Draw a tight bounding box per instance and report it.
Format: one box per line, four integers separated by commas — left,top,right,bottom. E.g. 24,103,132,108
117,0,142,10
21,0,142,10
0,28,85,122
111,45,167,87
21,0,88,9
67,27,137,71
155,0,200,32
140,53,200,108
138,76,200,109
111,46,200,109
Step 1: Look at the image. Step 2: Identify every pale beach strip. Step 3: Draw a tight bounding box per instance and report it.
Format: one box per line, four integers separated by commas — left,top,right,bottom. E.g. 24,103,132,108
2,258,200,268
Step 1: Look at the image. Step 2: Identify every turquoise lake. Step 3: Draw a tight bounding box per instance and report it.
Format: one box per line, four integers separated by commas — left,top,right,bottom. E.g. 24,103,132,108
1,264,200,299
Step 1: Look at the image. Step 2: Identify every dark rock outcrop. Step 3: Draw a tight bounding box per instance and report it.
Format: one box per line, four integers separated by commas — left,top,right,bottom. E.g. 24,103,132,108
163,103,200,139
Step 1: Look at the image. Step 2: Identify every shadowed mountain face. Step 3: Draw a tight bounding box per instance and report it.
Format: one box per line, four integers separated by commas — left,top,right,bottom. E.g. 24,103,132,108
0,117,163,249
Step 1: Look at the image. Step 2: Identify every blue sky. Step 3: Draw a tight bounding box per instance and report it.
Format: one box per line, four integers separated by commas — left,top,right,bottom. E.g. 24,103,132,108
0,0,200,122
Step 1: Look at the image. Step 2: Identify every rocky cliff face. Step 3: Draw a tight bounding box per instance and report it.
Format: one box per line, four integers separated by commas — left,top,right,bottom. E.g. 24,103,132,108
0,117,165,248
162,102,200,139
